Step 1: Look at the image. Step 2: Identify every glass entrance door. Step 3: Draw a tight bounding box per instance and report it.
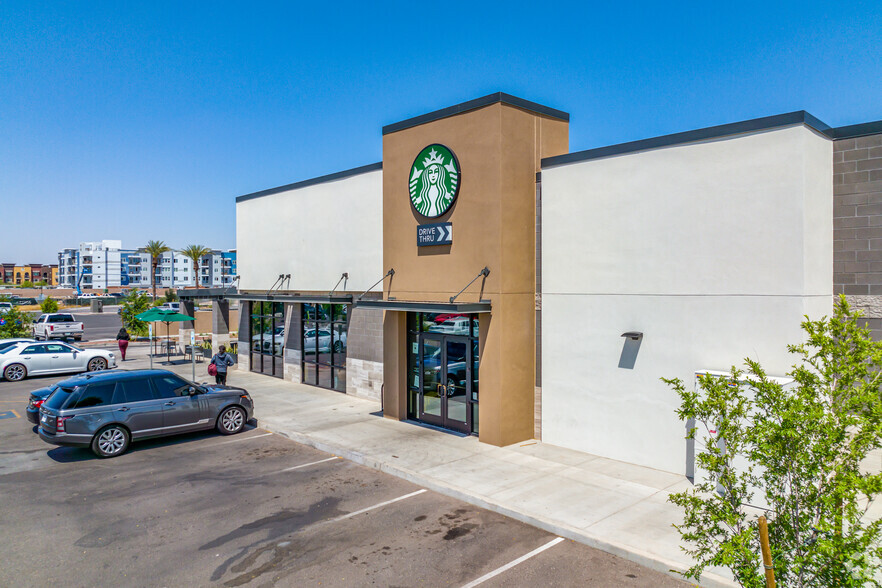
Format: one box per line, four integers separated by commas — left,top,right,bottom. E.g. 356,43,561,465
418,334,471,434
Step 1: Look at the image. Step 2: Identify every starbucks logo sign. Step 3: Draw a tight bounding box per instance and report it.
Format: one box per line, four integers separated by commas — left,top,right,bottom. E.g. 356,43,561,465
408,144,460,218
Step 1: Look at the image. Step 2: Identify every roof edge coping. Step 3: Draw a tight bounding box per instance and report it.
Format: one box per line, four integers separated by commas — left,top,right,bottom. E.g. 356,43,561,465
382,92,569,135
541,111,832,169
236,162,382,203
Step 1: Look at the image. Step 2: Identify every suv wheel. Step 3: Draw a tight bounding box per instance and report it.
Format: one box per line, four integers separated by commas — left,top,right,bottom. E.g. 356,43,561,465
87,358,107,372
92,425,130,458
217,406,246,435
3,363,26,381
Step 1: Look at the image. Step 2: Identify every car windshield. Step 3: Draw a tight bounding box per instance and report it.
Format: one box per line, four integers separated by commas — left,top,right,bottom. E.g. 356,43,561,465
65,343,84,352
0,345,18,354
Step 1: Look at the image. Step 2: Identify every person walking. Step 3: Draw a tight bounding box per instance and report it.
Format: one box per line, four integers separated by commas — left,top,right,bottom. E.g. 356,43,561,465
116,327,130,361
210,344,234,386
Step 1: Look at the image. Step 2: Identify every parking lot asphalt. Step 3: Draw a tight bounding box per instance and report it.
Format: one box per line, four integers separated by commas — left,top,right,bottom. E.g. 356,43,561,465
0,373,688,587
23,307,123,342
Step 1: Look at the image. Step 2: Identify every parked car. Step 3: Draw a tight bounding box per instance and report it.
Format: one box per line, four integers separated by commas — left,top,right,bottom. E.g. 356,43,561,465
0,338,35,352
0,302,13,314
38,369,254,457
302,327,346,353
26,383,58,424
156,302,180,312
251,326,284,354
0,341,115,382
32,313,84,341
427,317,471,335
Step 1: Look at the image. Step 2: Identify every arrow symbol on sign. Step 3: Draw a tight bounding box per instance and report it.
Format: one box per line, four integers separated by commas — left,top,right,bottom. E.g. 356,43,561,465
437,225,448,241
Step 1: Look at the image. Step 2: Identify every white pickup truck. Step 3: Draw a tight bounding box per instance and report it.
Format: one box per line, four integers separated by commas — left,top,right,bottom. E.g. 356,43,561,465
32,313,84,341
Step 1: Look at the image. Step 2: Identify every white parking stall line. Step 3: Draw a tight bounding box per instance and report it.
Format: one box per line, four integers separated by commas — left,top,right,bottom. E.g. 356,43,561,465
459,536,566,588
212,432,273,445
268,456,341,475
323,489,427,525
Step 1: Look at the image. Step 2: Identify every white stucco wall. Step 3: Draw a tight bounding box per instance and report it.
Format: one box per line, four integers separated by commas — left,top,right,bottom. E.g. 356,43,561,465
540,124,833,474
236,169,383,292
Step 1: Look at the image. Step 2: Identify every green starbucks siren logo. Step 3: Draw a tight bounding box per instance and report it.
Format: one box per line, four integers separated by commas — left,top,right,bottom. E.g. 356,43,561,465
408,144,460,218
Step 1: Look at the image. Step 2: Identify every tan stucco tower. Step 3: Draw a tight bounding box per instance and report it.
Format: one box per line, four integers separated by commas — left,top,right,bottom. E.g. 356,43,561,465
376,93,568,446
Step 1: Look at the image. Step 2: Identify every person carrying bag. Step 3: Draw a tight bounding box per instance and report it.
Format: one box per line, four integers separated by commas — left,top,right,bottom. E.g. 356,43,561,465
209,344,234,386
116,327,130,361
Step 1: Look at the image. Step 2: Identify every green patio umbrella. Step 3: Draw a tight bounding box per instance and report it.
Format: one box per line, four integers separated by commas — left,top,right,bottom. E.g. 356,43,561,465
135,308,196,365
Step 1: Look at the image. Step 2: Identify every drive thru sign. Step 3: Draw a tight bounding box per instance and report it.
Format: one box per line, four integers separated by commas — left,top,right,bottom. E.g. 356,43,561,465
417,222,453,246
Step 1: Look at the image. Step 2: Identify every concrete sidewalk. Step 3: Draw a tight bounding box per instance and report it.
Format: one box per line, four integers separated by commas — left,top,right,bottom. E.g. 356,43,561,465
113,342,732,587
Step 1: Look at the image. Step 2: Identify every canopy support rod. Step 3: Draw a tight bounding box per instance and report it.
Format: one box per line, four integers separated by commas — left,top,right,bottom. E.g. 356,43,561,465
267,274,290,294
358,269,394,300
329,273,349,296
449,267,490,304
221,275,240,295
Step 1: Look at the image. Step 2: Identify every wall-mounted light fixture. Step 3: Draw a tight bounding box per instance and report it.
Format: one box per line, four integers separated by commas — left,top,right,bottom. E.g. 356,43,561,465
621,331,643,341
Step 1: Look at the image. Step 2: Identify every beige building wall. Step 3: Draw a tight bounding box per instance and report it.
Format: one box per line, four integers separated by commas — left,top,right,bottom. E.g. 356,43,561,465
381,101,568,446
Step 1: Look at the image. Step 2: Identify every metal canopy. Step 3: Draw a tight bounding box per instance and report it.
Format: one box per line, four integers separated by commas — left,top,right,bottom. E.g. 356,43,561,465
177,287,237,300
227,292,355,304
354,299,491,313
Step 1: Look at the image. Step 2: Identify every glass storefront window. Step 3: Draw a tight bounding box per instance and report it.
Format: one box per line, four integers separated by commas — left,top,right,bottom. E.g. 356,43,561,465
332,324,347,366
409,312,479,435
302,304,349,392
333,368,346,392
248,301,286,379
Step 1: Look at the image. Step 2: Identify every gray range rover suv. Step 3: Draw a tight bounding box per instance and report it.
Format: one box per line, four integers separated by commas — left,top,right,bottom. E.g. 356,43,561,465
39,369,254,458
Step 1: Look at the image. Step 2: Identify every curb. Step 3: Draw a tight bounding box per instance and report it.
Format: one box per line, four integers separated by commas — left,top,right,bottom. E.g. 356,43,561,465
258,421,736,588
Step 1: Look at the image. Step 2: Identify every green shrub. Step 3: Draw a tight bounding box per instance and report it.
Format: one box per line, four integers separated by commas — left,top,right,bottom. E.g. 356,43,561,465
119,290,152,337
40,297,59,313
0,307,33,338
665,295,882,587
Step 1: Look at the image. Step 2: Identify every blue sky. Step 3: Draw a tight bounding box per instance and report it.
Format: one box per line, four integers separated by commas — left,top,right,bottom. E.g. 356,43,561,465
2,1,881,263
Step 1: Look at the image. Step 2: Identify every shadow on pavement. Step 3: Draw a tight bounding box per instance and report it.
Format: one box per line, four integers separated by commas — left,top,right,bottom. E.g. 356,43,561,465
46,424,262,462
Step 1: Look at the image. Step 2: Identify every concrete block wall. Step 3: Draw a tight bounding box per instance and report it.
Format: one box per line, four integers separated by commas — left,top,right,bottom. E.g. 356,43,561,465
348,300,384,364
236,303,250,370
834,132,882,339
283,303,302,383
346,299,384,401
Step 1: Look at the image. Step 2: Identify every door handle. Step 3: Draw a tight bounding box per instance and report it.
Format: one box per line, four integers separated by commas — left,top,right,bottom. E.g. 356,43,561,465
52,355,59,358
117,407,130,412
164,401,175,406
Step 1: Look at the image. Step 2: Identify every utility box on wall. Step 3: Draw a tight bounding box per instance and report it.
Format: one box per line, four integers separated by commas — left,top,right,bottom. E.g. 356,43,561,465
687,370,795,510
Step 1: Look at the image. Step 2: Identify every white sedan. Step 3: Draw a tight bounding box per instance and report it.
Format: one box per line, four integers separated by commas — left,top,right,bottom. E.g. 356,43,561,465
0,338,35,352
303,328,347,353
0,341,116,382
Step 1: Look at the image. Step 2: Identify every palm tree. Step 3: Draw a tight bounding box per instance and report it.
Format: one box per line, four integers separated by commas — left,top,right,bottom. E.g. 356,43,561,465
181,244,212,291
144,240,170,301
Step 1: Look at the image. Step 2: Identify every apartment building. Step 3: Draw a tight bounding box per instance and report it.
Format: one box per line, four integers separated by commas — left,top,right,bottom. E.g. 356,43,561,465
57,241,236,290
1,263,59,285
